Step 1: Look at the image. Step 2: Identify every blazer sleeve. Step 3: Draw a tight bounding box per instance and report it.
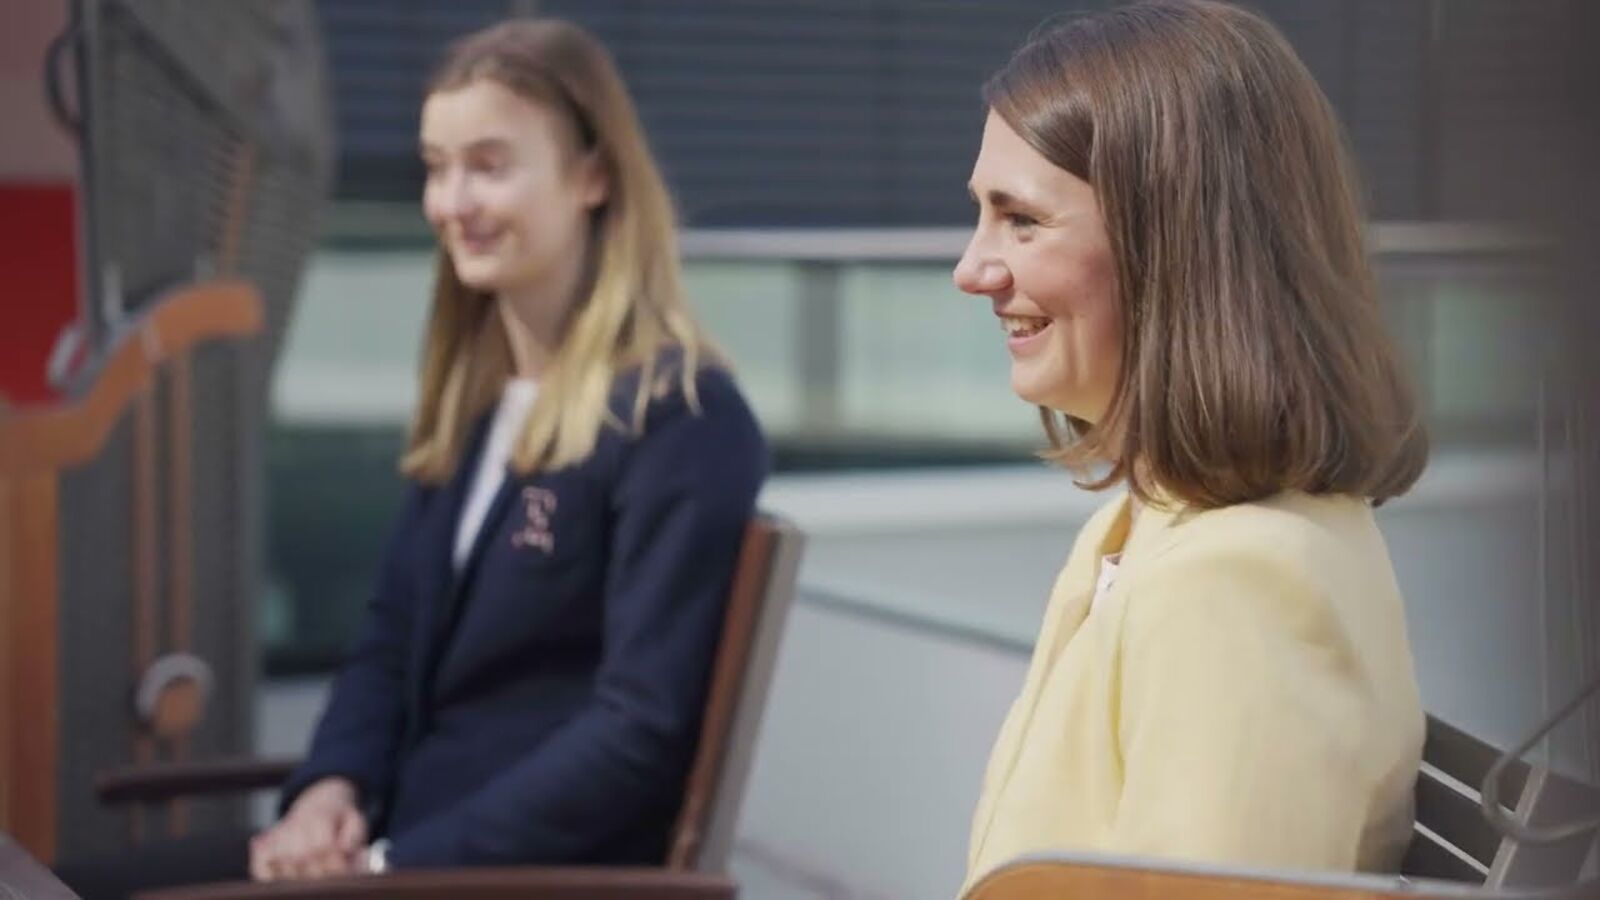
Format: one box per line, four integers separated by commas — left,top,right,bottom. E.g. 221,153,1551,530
1104,546,1375,869
278,483,423,820
386,370,768,866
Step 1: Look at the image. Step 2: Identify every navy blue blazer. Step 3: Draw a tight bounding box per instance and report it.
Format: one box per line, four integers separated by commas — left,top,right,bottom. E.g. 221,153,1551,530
279,362,768,867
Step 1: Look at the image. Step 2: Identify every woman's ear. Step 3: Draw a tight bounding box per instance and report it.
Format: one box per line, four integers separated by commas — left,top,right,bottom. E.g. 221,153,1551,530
576,150,610,210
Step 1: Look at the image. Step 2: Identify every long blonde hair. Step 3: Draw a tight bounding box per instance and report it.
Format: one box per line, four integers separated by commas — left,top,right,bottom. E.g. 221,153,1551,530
987,0,1427,508
402,19,718,483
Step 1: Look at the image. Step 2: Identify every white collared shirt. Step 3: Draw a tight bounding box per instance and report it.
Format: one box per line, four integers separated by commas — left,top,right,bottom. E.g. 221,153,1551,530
1091,553,1121,612
453,379,539,569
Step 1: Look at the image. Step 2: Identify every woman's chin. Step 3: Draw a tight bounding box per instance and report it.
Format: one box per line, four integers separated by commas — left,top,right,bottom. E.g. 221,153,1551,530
452,262,504,292
1009,372,1057,410
1011,379,1100,423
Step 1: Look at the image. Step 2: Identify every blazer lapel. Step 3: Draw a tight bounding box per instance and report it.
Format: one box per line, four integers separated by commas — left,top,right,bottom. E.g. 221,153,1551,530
1037,493,1134,663
405,416,493,732
969,492,1132,864
1115,492,1187,573
440,472,518,635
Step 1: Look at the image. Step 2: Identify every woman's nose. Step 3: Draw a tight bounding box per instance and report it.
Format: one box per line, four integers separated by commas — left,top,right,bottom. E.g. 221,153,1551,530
953,234,1011,296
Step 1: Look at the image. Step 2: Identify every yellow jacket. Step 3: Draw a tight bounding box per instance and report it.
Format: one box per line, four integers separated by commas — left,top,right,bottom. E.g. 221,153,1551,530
963,490,1423,895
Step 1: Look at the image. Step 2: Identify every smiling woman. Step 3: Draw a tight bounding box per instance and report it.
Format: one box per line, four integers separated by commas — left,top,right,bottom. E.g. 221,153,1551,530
956,2,1431,894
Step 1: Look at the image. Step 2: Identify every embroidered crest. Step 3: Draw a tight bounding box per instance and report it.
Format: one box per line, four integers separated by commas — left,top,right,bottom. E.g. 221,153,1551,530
510,486,558,554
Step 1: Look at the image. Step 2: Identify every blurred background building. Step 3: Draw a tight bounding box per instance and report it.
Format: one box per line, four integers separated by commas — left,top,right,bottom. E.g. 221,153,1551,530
2,1,1597,897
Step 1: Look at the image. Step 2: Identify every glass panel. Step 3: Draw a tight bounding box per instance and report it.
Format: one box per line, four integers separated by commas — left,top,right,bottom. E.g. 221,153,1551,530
838,263,1032,444
684,261,803,433
270,251,432,424
1428,276,1545,422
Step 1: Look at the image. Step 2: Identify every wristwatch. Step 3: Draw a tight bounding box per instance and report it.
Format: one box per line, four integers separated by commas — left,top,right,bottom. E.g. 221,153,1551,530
365,838,391,874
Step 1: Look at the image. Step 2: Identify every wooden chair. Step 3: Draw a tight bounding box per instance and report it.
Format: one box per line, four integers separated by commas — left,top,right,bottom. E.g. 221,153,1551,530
93,513,805,900
967,714,1600,899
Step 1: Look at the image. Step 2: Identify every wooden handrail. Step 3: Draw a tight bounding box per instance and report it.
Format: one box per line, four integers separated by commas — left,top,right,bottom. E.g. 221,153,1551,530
963,853,1584,899
0,476,59,862
0,279,262,477
96,756,300,806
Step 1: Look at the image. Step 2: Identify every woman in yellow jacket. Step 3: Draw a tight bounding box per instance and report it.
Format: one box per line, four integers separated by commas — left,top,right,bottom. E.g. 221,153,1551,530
953,1,1429,893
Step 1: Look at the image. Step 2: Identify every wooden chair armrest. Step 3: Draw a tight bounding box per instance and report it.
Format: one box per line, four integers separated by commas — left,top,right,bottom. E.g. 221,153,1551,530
134,867,737,900
963,852,1579,899
96,757,300,806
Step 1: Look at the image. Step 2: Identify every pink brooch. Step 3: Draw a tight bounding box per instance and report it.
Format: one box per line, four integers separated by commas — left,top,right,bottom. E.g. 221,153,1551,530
510,486,557,554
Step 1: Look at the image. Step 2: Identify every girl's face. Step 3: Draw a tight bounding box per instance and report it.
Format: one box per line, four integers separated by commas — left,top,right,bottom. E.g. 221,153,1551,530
420,79,607,296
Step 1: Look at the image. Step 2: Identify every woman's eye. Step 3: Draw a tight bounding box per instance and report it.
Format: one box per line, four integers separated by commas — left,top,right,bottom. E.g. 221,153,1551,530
1005,212,1038,230
473,159,510,178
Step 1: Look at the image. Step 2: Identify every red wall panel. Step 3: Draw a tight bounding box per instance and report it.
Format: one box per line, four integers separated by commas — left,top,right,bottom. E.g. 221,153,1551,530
0,184,79,408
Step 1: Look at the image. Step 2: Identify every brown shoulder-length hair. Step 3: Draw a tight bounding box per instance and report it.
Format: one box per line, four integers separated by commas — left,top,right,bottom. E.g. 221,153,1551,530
402,19,719,483
987,0,1427,508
